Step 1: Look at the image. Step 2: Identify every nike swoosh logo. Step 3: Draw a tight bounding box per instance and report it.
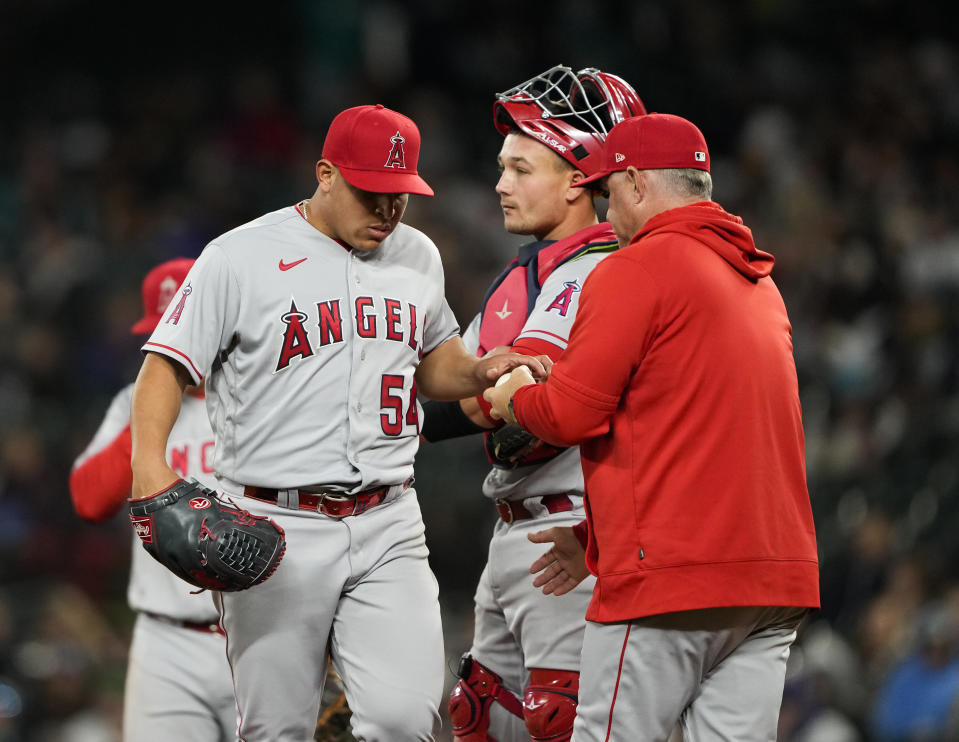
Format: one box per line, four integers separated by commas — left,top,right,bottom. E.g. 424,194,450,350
279,257,308,271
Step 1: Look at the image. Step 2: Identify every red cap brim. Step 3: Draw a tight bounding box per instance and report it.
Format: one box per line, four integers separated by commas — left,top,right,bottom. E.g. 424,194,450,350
338,166,434,197
574,168,618,188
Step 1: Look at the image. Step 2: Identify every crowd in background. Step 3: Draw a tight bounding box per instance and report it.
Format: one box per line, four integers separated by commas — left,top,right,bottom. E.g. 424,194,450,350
0,0,958,739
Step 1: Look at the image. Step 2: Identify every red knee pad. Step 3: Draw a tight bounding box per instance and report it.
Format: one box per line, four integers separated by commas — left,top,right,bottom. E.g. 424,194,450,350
449,653,523,741
523,668,579,742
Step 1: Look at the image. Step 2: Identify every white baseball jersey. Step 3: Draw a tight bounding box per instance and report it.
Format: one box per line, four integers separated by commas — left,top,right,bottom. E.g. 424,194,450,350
463,251,610,502
145,205,460,491
73,384,220,623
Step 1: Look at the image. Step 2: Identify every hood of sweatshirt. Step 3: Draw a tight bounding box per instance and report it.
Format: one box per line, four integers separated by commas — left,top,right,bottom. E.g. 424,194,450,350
633,202,774,280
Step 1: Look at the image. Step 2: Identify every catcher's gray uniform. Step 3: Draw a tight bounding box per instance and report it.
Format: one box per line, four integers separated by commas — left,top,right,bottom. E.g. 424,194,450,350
456,239,608,740
72,387,236,741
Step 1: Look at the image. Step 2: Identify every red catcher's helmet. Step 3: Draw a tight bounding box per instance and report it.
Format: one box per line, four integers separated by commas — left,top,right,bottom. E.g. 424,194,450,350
493,65,646,177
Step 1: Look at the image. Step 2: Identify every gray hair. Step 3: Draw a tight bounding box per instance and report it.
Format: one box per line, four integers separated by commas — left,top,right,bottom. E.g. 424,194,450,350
651,168,713,201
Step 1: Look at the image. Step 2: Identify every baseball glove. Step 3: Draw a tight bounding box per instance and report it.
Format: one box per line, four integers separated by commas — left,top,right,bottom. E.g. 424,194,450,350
486,424,539,467
485,424,570,469
129,479,286,591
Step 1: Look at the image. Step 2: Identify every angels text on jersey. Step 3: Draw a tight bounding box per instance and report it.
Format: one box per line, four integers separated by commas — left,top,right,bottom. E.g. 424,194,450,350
274,295,421,373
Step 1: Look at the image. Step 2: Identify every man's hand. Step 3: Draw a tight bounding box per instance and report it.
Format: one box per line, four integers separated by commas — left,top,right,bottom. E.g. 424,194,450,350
528,526,590,596
483,366,537,423
476,352,550,386
482,344,512,358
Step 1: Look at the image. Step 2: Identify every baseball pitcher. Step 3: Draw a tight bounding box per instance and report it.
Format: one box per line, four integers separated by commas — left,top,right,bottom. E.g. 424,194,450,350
127,105,547,742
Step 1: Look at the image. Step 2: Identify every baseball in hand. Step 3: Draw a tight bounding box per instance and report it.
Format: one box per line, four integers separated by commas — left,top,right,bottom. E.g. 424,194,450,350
495,372,513,387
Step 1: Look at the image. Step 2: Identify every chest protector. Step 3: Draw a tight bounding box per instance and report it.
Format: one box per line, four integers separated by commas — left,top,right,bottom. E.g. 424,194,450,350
477,223,617,355
477,224,617,470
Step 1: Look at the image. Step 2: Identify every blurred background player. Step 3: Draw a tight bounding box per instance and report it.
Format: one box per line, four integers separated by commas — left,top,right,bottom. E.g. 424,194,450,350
69,258,237,741
421,65,645,741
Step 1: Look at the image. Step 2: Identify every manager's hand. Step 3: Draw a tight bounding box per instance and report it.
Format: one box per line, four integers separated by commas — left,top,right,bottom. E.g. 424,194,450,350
528,526,589,596
483,366,537,423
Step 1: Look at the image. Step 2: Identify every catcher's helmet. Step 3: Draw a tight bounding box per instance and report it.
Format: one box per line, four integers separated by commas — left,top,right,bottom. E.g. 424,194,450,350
493,65,646,177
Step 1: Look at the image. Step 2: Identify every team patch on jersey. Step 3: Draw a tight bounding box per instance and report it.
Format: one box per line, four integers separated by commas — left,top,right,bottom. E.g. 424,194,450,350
545,280,581,317
166,283,192,325
385,131,407,169
130,515,153,543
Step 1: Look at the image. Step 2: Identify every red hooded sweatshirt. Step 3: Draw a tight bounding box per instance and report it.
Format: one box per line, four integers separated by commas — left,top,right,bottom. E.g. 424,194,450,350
513,202,820,622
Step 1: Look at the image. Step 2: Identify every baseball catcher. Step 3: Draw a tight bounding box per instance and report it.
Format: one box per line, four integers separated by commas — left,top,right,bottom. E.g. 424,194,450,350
129,479,286,591
422,63,646,742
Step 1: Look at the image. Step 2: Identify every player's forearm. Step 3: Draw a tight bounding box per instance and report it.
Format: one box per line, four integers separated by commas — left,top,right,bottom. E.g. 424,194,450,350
130,352,187,498
418,337,548,401
416,337,490,401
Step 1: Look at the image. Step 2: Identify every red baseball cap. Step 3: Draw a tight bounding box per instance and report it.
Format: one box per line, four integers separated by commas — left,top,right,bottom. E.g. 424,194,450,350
131,258,195,335
321,104,434,196
576,113,710,188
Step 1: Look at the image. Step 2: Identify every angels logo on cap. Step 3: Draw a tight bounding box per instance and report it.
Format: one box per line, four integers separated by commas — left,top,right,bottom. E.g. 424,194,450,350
385,132,407,169
156,276,179,313
322,105,433,196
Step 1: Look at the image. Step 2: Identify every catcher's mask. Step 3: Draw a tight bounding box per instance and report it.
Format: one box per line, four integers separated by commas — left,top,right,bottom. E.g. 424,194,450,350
493,64,646,178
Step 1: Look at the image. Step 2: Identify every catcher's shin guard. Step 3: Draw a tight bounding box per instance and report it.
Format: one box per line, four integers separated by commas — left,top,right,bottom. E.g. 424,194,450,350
523,669,579,742
449,653,523,741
